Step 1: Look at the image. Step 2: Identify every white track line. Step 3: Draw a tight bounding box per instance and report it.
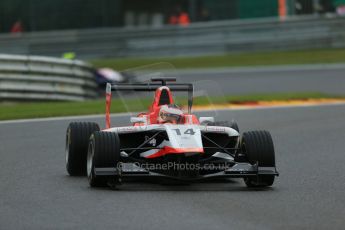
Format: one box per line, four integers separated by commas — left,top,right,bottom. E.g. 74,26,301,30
0,113,128,125
166,63,345,75
0,101,344,125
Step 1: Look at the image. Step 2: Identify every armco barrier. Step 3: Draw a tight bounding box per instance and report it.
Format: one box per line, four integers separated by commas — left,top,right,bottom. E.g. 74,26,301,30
0,54,98,101
0,16,345,59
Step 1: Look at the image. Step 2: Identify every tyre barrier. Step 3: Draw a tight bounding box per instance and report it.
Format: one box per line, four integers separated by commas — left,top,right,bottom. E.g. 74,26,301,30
0,54,98,101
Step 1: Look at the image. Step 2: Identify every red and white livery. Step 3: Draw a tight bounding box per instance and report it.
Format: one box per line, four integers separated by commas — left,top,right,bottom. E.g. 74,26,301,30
65,78,278,188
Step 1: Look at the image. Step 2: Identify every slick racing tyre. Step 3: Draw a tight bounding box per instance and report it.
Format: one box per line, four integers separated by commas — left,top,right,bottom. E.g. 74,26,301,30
209,121,239,132
66,122,100,176
241,131,276,187
87,131,121,187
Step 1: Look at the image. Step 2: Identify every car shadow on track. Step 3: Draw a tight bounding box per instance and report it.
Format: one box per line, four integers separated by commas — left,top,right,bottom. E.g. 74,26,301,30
64,176,276,192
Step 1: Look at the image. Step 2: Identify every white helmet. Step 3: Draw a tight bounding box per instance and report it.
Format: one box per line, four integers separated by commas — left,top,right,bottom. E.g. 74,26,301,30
158,104,183,124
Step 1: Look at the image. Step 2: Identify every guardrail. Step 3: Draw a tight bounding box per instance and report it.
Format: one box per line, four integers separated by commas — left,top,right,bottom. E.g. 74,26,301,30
0,54,98,101
0,16,345,59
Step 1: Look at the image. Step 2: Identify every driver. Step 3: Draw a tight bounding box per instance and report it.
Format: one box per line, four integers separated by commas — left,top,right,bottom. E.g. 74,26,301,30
158,104,183,124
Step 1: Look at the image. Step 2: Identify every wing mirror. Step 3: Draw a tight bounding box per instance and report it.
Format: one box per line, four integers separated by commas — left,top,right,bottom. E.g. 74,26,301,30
130,117,147,124
199,117,215,125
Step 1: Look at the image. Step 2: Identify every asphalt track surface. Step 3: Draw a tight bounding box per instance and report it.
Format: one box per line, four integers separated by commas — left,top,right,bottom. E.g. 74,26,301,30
1,104,345,229
158,65,345,96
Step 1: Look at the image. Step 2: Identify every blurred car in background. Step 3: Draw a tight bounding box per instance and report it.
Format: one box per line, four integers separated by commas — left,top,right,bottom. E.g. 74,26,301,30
94,68,137,89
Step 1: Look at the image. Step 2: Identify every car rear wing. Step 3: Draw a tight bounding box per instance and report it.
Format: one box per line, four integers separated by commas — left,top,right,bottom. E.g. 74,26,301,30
105,78,194,129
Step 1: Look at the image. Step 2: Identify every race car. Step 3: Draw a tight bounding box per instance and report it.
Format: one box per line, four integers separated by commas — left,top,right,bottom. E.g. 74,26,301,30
65,78,278,188
94,68,137,88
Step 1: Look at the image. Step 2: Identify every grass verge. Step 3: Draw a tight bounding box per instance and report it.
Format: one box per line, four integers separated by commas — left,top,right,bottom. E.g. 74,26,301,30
90,49,345,70
0,92,344,121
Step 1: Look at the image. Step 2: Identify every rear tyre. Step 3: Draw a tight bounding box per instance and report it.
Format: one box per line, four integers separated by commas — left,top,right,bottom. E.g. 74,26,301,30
209,121,239,132
66,122,100,176
87,131,121,187
241,131,276,187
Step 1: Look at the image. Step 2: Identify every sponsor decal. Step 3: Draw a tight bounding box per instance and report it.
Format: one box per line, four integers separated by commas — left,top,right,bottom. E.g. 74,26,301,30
206,126,226,132
145,136,157,146
117,126,147,132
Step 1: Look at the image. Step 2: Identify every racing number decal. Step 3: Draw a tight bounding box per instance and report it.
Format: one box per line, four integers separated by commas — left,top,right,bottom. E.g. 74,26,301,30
184,128,195,135
173,129,181,135
173,128,195,136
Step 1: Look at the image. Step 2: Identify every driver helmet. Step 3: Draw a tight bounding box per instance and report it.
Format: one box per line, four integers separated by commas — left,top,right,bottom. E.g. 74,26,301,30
158,104,183,124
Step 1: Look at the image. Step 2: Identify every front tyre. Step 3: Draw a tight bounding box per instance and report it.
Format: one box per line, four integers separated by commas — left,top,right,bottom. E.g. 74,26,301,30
87,131,121,187
241,130,276,187
66,122,100,176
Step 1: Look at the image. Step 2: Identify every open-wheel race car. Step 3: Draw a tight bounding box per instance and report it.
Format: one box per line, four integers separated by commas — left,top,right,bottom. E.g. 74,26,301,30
65,78,278,188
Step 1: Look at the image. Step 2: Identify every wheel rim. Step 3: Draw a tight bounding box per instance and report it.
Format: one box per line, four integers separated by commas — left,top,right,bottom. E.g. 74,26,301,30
65,127,71,164
87,140,94,178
